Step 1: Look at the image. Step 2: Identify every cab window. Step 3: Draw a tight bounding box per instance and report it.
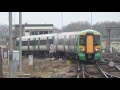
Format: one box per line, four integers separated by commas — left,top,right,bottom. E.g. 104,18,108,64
80,36,85,45
94,35,100,45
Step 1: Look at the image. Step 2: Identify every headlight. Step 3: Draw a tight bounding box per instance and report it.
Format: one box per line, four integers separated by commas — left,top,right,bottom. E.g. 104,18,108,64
95,48,99,52
81,48,85,52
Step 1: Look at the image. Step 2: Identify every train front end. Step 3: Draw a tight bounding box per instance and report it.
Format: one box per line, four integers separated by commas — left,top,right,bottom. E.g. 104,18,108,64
77,30,102,62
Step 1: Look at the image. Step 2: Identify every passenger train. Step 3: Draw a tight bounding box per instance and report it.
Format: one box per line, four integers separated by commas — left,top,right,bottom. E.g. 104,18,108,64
16,29,102,62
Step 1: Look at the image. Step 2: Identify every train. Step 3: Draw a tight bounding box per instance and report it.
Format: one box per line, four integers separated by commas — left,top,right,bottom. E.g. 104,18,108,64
16,29,102,62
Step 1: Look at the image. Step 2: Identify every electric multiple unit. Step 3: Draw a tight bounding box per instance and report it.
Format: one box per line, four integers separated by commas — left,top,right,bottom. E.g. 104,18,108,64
16,29,102,62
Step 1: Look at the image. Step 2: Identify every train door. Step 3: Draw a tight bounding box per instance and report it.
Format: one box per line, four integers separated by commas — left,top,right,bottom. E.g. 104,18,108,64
35,38,39,51
28,38,30,51
74,35,77,52
46,37,49,50
54,36,58,51
68,35,70,52
33,38,36,51
86,35,94,53
38,38,40,50
63,35,65,51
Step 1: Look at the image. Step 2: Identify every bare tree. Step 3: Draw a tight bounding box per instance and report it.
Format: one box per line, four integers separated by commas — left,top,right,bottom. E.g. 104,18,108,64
62,21,91,32
0,24,9,37
61,21,120,38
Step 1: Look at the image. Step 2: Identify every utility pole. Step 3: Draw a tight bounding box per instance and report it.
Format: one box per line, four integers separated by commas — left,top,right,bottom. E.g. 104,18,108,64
9,12,13,78
61,12,63,33
19,12,22,72
107,29,110,53
91,12,92,30
0,47,2,78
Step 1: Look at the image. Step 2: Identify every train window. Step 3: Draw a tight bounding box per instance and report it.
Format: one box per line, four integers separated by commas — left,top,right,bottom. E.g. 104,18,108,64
31,31,35,35
80,36,85,45
58,39,64,45
35,31,38,35
35,40,39,45
70,37,76,46
22,41,28,46
44,31,48,34
16,41,19,46
65,36,69,45
54,36,58,45
30,41,35,46
25,31,29,32
48,39,53,44
39,31,43,35
40,40,46,45
94,35,100,45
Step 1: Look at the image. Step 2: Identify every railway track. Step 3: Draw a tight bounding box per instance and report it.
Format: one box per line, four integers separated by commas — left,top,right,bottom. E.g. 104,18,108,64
76,62,104,78
97,62,120,78
98,53,120,78
100,53,120,69
83,63,104,78
101,53,120,61
22,53,120,78
76,60,120,78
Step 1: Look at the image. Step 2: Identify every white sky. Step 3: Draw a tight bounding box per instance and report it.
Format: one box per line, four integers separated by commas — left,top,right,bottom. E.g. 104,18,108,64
0,12,120,29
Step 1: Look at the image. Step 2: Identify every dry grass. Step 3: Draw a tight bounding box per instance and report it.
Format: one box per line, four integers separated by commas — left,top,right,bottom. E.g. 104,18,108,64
2,58,77,78
2,59,9,72
22,58,76,78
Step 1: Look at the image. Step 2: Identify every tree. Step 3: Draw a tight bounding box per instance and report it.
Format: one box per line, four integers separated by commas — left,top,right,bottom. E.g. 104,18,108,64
0,24,9,36
62,21,91,32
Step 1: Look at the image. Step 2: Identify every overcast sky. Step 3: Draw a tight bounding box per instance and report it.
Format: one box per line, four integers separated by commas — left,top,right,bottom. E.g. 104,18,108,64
0,12,120,29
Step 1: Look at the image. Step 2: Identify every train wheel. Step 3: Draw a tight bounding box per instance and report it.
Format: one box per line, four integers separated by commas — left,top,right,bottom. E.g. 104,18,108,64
44,52,49,60
50,53,55,60
94,61,97,63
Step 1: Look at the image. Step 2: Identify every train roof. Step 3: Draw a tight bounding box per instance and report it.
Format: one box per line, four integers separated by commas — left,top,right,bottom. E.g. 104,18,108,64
57,31,79,36
16,29,101,40
17,33,58,40
79,29,101,35
57,30,101,36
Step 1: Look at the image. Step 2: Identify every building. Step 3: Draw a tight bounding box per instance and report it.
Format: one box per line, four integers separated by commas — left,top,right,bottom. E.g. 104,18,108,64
12,23,55,37
10,23,56,50
24,24,54,36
